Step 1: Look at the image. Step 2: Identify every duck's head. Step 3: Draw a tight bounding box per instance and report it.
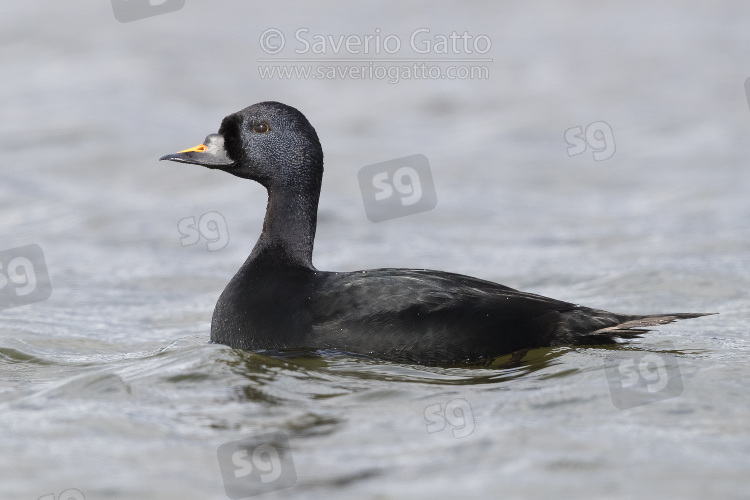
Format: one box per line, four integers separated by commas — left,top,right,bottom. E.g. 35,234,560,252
160,101,323,188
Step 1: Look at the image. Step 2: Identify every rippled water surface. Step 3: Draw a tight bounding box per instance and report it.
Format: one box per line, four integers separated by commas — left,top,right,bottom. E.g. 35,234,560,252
2,2,750,499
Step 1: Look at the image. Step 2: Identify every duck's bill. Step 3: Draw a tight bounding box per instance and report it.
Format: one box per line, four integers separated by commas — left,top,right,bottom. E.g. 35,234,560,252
159,134,235,168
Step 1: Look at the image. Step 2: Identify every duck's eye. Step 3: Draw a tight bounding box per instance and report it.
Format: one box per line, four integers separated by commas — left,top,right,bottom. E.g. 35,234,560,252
253,123,270,133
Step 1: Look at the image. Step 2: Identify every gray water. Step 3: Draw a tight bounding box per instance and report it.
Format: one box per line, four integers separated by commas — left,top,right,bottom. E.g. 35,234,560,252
2,1,750,499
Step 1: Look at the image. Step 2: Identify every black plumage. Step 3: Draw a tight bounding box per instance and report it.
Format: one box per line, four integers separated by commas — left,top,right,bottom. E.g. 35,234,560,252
160,101,709,365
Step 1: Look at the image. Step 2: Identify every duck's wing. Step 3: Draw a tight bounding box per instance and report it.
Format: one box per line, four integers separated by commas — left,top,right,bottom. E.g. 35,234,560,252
308,268,580,363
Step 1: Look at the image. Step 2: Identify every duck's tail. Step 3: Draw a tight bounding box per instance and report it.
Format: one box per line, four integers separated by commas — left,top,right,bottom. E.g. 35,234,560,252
555,310,715,346
591,312,714,337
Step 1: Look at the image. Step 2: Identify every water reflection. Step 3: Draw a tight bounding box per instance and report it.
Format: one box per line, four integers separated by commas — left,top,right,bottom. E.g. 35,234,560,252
222,345,574,388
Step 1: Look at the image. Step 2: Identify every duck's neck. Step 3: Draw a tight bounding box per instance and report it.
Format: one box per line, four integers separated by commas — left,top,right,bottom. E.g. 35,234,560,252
250,182,320,269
